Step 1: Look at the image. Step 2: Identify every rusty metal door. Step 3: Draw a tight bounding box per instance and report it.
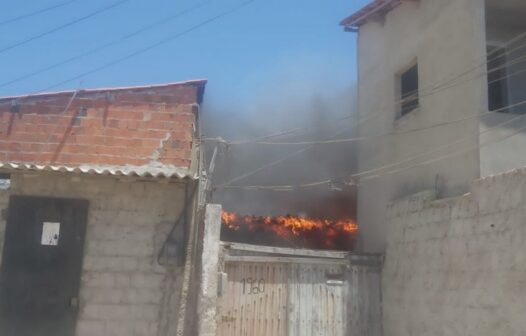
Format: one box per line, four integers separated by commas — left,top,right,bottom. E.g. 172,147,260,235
217,260,348,336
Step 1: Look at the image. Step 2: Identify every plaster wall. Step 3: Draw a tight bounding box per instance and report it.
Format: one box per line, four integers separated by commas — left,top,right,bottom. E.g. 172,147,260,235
356,0,487,252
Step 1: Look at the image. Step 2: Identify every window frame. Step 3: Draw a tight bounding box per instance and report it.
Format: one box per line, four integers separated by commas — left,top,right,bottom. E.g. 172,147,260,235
396,59,420,119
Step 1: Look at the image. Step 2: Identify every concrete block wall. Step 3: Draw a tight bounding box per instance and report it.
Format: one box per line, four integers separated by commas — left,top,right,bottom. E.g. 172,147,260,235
0,172,188,336
383,167,526,335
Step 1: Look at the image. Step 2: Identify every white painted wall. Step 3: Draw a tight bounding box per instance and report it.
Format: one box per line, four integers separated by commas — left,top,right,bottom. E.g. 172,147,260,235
355,0,487,253
383,167,526,335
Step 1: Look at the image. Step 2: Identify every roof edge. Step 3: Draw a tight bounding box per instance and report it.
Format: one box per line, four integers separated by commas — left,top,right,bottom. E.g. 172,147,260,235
0,79,208,102
0,162,199,180
340,0,401,31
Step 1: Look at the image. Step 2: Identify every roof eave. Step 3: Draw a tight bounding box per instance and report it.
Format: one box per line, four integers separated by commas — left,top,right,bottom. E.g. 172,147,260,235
0,79,208,103
0,162,199,180
340,0,401,32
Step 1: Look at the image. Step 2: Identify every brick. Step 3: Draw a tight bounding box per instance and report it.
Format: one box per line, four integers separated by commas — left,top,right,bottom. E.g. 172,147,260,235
0,83,201,168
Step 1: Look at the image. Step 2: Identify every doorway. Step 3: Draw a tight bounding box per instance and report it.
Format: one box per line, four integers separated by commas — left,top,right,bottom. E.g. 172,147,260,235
0,196,88,336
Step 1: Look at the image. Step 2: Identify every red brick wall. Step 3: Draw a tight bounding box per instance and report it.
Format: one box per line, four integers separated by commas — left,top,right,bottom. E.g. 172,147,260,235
0,81,205,169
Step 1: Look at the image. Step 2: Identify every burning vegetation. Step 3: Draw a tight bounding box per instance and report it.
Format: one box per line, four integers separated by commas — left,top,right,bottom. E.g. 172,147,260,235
221,211,358,251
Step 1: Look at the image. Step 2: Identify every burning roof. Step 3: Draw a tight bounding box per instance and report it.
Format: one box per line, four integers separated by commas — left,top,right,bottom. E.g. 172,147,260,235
221,211,358,251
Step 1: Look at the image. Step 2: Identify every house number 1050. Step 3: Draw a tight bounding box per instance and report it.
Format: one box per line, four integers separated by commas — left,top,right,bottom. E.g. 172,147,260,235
241,278,265,295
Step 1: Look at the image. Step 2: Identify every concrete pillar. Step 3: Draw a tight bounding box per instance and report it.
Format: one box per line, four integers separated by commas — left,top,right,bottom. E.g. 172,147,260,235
197,204,222,336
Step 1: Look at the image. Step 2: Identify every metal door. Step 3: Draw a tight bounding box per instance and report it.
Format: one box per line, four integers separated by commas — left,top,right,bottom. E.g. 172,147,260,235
0,196,88,336
218,260,348,336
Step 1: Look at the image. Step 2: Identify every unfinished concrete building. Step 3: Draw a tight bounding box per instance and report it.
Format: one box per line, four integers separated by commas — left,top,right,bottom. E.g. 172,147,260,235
341,0,526,253
0,80,207,336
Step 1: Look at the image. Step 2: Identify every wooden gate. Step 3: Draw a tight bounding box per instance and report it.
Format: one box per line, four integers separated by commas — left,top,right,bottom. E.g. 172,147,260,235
217,250,348,336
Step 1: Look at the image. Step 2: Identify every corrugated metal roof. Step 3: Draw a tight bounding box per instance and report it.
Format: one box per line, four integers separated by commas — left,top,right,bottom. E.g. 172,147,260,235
340,0,401,32
0,162,197,179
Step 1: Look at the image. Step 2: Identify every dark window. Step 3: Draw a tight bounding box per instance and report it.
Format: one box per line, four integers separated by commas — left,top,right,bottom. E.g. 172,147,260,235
400,63,419,116
487,46,508,111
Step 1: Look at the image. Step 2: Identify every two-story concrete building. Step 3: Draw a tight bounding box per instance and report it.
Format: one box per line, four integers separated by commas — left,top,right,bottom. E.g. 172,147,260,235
341,0,526,253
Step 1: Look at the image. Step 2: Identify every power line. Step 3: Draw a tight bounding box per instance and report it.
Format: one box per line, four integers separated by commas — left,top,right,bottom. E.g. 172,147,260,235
214,114,375,188
35,89,80,162
0,0,78,27
0,0,131,54
4,0,255,101
222,119,526,191
359,119,526,185
225,94,526,146
0,1,210,89
202,35,526,146
3,31,524,143
9,44,526,188
204,53,526,147
6,55,525,144
12,47,519,148
217,98,526,191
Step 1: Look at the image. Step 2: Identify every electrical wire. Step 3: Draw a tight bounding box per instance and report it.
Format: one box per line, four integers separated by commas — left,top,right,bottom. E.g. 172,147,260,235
4,58,526,146
0,0,131,54
6,54,526,150
4,42,526,158
217,98,526,191
3,0,255,102
0,0,78,27
207,55,526,185
138,49,526,189
0,1,210,89
202,35,526,146
214,115,374,188
359,121,526,185
35,89,79,162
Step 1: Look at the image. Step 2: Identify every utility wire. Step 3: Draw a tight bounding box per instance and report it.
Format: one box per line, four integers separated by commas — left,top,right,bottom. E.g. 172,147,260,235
4,0,255,101
0,0,78,27
202,35,526,146
359,120,526,185
35,88,79,162
215,113,375,188
7,55,526,150
218,98,526,191
10,55,523,190
353,105,526,180
0,1,210,89
205,53,526,147
221,119,526,191
0,0,131,54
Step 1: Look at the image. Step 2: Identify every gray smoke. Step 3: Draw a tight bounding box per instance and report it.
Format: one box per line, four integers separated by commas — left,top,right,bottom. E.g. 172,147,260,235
202,79,357,219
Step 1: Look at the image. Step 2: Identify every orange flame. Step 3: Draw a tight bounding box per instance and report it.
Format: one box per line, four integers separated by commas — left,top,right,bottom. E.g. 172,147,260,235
221,211,358,250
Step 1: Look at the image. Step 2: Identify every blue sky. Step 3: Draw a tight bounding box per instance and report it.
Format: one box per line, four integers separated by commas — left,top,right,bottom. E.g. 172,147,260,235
0,0,369,106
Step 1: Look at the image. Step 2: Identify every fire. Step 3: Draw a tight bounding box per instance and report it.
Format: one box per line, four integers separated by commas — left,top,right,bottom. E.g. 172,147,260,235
221,211,358,250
